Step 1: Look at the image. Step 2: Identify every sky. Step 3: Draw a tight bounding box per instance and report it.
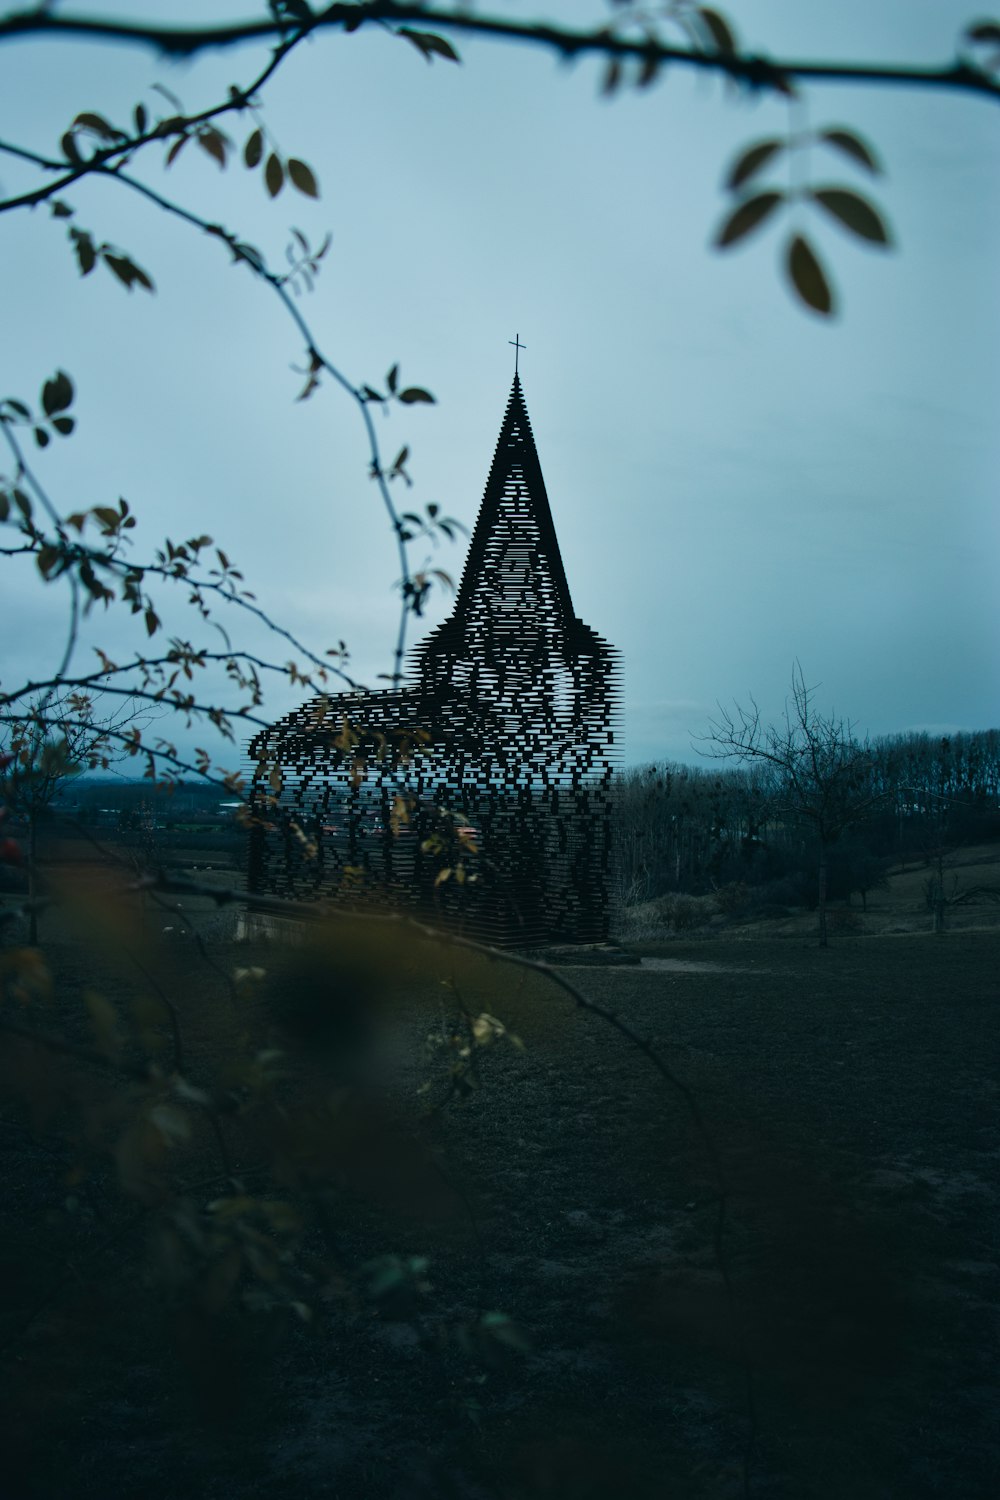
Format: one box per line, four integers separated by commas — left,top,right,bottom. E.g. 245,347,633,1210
1,1,998,774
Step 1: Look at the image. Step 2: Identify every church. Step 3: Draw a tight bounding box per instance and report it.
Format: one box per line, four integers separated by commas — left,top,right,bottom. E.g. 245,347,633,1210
247,369,619,945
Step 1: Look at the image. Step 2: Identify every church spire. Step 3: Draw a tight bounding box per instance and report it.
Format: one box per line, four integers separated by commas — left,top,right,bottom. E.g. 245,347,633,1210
449,372,576,628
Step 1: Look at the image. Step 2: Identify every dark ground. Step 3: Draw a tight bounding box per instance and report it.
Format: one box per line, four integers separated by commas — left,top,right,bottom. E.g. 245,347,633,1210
1,923,998,1500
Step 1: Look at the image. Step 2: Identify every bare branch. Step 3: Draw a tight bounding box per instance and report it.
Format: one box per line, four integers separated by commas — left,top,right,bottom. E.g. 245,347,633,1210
0,4,995,106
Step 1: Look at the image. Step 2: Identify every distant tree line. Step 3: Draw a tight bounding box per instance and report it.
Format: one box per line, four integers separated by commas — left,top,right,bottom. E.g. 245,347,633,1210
613,729,1000,916
48,777,239,824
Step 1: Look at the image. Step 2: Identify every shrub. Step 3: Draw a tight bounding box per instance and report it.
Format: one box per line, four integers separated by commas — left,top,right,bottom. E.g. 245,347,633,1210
657,892,714,931
713,881,751,918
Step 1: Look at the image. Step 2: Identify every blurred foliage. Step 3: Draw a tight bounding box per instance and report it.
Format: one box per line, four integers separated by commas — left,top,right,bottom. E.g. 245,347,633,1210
0,906,535,1373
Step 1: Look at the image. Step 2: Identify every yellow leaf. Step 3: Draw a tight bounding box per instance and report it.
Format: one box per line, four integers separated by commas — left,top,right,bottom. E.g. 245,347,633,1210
472,1014,495,1045
1,948,52,1005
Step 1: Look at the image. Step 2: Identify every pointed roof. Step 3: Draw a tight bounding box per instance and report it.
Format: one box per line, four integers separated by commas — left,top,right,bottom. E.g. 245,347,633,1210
450,373,576,625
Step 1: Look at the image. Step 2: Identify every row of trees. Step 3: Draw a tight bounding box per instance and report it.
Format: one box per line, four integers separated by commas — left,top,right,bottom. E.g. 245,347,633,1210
6,684,997,946
614,676,1000,945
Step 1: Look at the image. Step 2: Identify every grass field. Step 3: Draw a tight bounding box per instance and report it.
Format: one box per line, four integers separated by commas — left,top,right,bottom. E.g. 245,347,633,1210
1,850,997,1500
620,843,1000,943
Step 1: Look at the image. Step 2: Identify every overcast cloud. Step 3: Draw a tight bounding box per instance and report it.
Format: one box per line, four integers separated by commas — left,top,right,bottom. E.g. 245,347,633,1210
1,1,997,774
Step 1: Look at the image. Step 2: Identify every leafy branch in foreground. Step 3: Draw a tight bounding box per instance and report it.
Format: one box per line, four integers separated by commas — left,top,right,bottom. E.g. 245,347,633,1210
0,384,363,783
716,122,892,316
0,876,744,1424
1,5,998,320
0,1,994,103
20,105,445,685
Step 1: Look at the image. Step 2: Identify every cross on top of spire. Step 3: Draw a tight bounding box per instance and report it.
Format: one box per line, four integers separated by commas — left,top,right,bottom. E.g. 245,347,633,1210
508,333,526,374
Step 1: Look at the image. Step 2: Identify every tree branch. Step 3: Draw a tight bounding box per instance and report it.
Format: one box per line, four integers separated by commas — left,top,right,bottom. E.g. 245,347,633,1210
0,4,996,105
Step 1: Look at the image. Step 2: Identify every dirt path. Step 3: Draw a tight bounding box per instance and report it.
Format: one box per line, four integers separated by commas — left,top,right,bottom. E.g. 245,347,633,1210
553,955,765,974
638,955,764,973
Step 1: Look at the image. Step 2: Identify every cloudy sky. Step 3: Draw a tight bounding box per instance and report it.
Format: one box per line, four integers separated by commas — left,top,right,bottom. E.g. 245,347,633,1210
1,1,997,773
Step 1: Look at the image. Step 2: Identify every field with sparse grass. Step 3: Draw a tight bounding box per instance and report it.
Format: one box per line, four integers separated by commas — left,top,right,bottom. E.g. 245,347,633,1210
1,837,998,1499
617,844,1000,944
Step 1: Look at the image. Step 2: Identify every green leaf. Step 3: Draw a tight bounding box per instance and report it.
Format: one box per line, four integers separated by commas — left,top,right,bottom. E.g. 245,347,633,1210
714,190,783,249
50,200,74,219
73,111,118,140
265,152,284,198
232,241,265,273
967,21,1000,44
154,114,188,139
36,545,60,578
725,139,783,192
152,81,184,112
699,6,736,53
134,102,148,135
601,58,623,97
70,228,97,275
398,28,461,64
61,132,83,165
103,253,155,292
287,158,318,197
786,234,835,316
41,371,74,417
34,426,50,449
198,127,228,168
386,363,399,394
820,128,881,175
398,387,435,405
52,416,75,437
165,133,188,168
637,51,660,89
812,188,891,245
274,0,315,25
244,128,263,168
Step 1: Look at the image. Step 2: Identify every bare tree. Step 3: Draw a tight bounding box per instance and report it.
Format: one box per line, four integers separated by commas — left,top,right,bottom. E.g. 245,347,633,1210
699,665,887,946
